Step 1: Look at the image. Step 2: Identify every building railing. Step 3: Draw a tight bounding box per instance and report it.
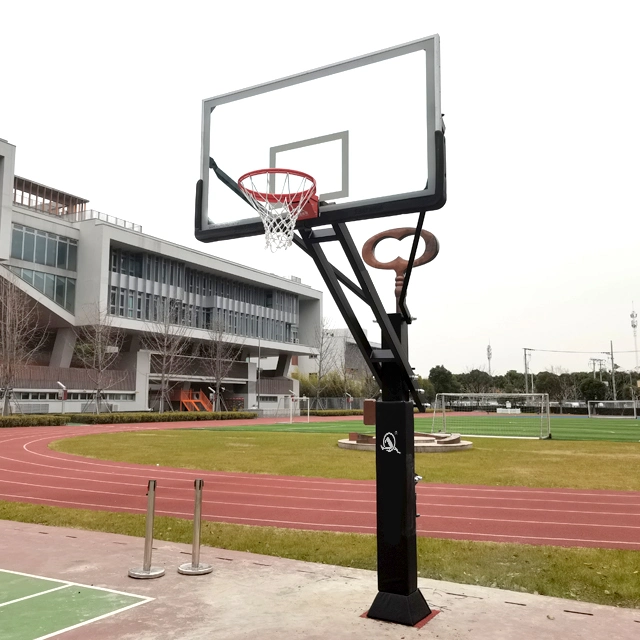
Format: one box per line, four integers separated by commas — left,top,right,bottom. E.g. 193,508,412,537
60,210,142,232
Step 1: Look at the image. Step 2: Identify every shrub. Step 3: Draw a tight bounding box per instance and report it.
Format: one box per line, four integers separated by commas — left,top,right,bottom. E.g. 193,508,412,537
0,415,67,428
65,411,258,424
0,411,258,427
309,410,363,417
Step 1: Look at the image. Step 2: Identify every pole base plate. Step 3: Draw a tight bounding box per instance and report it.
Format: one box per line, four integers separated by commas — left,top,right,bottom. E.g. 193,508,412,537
128,567,165,579
367,589,431,626
178,562,213,576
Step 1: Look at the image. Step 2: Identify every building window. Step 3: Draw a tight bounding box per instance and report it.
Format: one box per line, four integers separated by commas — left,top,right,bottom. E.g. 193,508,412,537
110,287,117,314
10,224,77,271
10,267,76,313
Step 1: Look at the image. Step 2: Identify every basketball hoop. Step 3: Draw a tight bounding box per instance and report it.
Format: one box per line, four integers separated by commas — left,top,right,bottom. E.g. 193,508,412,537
238,169,318,252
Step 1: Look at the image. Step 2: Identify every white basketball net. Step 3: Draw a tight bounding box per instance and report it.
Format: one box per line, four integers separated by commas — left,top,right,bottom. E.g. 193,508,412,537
238,170,316,252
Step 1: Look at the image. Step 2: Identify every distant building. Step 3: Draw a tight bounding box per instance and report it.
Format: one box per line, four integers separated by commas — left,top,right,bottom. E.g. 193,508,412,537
0,138,322,413
293,327,379,380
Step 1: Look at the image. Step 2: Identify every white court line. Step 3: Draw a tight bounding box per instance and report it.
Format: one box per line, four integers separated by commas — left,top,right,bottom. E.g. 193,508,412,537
0,584,69,607
0,568,153,600
32,599,151,640
0,568,153,640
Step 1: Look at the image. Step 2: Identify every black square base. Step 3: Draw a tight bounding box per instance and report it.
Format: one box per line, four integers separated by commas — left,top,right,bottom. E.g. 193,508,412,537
367,589,431,626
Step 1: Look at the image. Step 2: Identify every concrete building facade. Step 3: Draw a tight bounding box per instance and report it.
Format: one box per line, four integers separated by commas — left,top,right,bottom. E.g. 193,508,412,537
0,138,322,414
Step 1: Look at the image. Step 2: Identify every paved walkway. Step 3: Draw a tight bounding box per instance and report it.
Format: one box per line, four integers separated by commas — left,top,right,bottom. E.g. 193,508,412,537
0,520,638,640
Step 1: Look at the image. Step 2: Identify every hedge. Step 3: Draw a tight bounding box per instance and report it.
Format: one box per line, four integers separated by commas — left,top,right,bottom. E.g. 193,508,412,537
0,411,258,427
309,410,363,417
0,415,67,428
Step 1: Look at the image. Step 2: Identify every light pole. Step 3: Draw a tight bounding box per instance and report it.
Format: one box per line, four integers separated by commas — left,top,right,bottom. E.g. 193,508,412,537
257,334,261,410
56,382,66,415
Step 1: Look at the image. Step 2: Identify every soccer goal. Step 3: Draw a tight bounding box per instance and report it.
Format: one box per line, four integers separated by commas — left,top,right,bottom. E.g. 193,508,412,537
431,393,551,439
587,400,637,419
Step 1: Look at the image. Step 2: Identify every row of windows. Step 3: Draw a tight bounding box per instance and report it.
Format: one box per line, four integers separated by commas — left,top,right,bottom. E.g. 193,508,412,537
11,224,78,271
109,249,298,314
109,287,296,341
10,267,75,313
15,392,135,401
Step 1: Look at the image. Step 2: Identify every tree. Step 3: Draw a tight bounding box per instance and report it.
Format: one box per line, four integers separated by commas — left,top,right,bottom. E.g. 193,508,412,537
428,365,460,395
308,319,340,405
579,377,608,402
458,369,493,394
534,371,562,401
494,370,525,393
416,375,435,404
201,320,244,411
0,270,48,415
74,305,126,414
142,300,194,412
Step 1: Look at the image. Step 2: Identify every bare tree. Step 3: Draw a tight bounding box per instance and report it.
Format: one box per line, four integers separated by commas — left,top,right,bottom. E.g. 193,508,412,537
309,319,340,407
142,301,194,412
0,269,48,415
74,304,126,414
201,319,244,411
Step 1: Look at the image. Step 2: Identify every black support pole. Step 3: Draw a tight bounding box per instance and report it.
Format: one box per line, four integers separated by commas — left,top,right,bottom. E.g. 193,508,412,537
367,313,430,626
295,231,431,627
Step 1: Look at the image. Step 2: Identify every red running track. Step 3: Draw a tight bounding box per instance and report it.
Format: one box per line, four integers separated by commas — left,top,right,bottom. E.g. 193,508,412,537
0,422,639,550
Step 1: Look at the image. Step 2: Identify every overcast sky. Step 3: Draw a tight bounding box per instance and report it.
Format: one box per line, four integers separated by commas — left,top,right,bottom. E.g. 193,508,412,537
2,1,639,377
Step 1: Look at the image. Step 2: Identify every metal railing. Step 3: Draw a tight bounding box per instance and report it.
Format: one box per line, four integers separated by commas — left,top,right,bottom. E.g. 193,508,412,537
61,209,142,232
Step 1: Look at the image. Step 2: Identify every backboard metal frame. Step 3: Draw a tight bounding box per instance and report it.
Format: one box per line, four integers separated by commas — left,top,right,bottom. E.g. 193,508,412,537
195,35,445,243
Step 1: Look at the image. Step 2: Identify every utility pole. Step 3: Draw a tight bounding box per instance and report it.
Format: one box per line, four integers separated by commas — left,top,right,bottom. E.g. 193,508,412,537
523,348,529,394
487,342,492,376
631,303,638,370
610,340,617,401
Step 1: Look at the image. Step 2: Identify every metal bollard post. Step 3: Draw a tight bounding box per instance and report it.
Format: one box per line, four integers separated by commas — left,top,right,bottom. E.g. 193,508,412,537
129,480,165,579
178,479,213,575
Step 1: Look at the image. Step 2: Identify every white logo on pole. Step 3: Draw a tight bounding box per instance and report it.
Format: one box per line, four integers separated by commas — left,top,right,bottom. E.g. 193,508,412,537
380,432,401,454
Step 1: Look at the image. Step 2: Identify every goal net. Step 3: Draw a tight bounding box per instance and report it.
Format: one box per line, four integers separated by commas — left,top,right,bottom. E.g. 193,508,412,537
431,393,551,439
587,400,637,419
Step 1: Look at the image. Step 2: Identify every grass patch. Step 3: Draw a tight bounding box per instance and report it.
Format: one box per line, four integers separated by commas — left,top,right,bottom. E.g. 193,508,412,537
51,430,640,491
1,500,638,608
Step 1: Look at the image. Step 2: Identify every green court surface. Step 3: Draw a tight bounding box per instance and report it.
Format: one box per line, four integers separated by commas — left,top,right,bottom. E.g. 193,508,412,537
0,570,150,640
195,416,640,442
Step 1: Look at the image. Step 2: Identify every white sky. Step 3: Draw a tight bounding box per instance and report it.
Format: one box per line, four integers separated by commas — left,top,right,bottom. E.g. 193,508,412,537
2,1,639,377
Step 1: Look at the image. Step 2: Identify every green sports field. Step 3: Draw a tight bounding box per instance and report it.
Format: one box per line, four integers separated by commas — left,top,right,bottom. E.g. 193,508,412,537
195,415,640,442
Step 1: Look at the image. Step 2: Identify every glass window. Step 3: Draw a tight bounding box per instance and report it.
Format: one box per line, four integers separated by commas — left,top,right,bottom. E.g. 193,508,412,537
57,240,68,269
66,279,75,312
35,234,46,265
110,287,117,314
11,226,23,259
44,274,55,299
33,271,45,293
128,292,134,318
45,236,56,266
111,251,118,272
22,269,34,286
23,229,35,262
55,276,65,306
68,242,77,270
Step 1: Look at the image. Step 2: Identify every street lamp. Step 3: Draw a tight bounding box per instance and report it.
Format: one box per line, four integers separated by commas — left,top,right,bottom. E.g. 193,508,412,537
56,382,66,415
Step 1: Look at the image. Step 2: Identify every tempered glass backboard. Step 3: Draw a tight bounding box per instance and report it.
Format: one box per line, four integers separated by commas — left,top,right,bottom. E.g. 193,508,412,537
196,35,445,242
